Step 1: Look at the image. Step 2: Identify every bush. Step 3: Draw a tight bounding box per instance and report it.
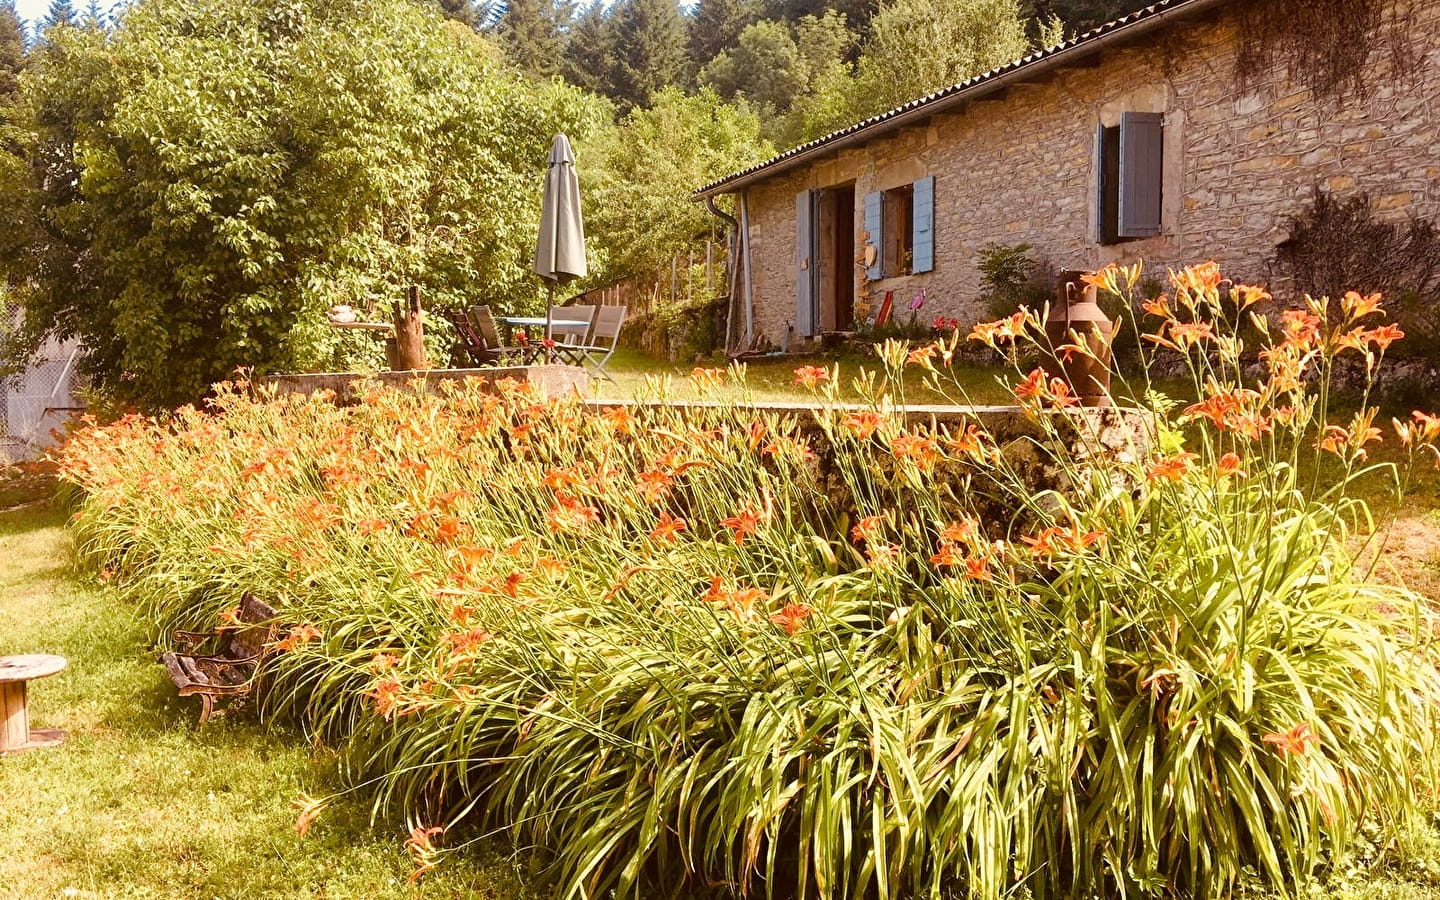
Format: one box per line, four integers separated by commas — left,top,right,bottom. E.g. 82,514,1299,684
976,242,1054,321
58,264,1440,899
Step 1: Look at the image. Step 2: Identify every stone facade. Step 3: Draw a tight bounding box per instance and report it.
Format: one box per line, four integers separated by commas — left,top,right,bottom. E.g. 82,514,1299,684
728,0,1440,349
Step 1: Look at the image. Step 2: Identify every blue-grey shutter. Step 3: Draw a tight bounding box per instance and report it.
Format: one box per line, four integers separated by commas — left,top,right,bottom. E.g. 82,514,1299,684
911,175,935,274
795,189,816,337
864,190,883,281
1118,112,1164,238
1095,123,1109,243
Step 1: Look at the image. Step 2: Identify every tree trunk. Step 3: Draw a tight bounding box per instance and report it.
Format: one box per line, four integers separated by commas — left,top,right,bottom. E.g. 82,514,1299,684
393,286,427,371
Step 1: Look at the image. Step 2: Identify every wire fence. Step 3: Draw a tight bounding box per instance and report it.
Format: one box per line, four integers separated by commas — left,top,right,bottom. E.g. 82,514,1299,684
1,295,85,463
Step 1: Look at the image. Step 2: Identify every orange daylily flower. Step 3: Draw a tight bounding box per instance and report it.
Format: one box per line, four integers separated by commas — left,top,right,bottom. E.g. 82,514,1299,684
1013,368,1048,401
1146,452,1198,483
1262,722,1321,758
602,406,636,435
762,436,817,461
1215,452,1247,479
1364,323,1404,350
942,518,979,545
770,601,814,636
891,432,941,470
648,512,687,542
292,792,327,836
534,557,568,579
1341,290,1384,318
850,514,889,545
546,495,601,533
929,542,964,567
793,365,830,388
1140,295,1172,318
967,310,1031,346
405,825,445,884
963,555,993,582
636,469,674,503
720,505,765,545
841,410,883,440
365,677,403,719
275,623,323,652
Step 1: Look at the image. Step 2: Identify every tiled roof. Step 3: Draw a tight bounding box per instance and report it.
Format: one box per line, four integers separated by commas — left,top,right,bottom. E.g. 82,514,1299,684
693,0,1232,197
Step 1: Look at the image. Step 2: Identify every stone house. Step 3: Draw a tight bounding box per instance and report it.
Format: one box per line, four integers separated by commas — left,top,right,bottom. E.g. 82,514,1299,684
694,0,1440,352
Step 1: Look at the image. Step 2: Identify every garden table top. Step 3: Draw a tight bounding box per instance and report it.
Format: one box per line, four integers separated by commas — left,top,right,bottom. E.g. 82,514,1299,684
499,316,589,328
0,653,67,683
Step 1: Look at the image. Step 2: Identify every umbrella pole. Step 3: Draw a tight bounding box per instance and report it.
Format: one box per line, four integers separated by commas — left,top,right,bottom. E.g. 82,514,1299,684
545,282,555,365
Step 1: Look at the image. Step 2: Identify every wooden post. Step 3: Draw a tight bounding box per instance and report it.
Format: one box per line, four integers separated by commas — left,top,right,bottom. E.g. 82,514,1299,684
393,286,427,371
1,681,27,751
706,241,714,296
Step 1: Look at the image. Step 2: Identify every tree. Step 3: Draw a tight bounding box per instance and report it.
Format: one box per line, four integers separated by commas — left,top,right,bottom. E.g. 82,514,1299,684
853,0,1029,115
0,1,24,105
81,0,108,29
687,0,757,70
766,0,876,40
699,11,855,149
496,0,573,77
433,0,491,29
1021,0,1142,36
607,0,688,110
586,86,772,279
9,0,610,407
42,0,77,29
560,2,616,95
699,19,803,112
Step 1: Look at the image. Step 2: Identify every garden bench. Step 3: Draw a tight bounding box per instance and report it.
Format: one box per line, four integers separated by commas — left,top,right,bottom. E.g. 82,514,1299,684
160,593,278,726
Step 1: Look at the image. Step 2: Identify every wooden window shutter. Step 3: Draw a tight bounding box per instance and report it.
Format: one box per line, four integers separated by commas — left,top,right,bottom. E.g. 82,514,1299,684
1118,112,1164,238
911,176,935,274
795,189,817,337
863,191,884,281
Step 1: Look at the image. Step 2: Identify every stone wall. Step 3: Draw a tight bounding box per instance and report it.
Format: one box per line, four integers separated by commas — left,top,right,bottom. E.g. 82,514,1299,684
736,0,1440,349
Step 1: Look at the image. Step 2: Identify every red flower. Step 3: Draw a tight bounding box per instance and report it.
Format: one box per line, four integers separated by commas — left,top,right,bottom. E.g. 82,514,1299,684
636,469,674,504
1215,452,1246,479
1364,323,1404,350
365,677,403,719
850,514,888,544
1013,368,1048,401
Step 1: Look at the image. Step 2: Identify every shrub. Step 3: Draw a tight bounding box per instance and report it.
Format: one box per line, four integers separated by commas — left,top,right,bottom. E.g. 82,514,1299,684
58,264,1440,899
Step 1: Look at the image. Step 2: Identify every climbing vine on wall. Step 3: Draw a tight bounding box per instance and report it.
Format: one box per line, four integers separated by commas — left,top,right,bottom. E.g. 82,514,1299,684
1234,0,1421,105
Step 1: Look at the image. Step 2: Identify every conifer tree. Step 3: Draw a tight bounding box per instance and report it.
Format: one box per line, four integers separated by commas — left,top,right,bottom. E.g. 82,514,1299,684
687,0,756,70
434,0,488,29
82,0,107,30
608,0,687,110
496,0,573,77
0,1,24,105
561,3,617,95
42,0,77,29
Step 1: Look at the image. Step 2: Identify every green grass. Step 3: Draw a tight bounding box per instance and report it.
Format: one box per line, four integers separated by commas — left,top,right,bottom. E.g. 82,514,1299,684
0,501,538,900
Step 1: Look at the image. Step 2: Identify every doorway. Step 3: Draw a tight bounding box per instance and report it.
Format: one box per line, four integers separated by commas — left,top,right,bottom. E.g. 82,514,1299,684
817,183,856,332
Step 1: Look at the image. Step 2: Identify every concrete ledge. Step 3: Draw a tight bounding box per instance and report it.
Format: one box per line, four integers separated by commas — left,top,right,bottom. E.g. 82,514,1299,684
261,365,591,403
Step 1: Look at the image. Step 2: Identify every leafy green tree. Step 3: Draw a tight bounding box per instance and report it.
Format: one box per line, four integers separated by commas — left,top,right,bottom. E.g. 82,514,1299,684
0,1,24,104
586,86,772,279
687,0,757,70
699,19,803,112
766,0,875,40
496,0,573,78
81,0,107,29
607,0,688,110
9,0,609,407
853,0,1029,115
1021,0,1140,35
699,11,855,149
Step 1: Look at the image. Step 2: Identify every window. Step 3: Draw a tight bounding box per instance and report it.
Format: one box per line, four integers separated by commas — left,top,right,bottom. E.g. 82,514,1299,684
1096,112,1164,244
882,185,914,277
863,176,934,281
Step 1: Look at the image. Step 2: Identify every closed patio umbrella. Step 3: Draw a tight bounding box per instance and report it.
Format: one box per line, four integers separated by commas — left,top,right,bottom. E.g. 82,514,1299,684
534,134,587,359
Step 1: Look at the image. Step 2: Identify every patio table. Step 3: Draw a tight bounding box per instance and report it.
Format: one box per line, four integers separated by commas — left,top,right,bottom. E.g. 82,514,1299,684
499,316,590,364
0,653,68,755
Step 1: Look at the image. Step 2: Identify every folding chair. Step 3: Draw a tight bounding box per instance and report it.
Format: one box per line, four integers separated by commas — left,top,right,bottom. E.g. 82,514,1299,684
443,308,490,366
562,305,625,380
550,305,595,348
467,305,533,365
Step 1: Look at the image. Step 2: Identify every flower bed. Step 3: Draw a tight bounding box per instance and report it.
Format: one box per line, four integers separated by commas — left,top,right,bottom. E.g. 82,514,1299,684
58,265,1440,899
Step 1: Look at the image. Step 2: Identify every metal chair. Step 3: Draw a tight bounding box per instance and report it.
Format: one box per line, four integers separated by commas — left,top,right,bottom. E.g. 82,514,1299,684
443,308,490,366
560,305,625,381
550,304,595,347
466,305,533,365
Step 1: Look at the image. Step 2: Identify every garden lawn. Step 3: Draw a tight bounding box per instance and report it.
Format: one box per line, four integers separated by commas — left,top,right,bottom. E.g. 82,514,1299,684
0,499,537,900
